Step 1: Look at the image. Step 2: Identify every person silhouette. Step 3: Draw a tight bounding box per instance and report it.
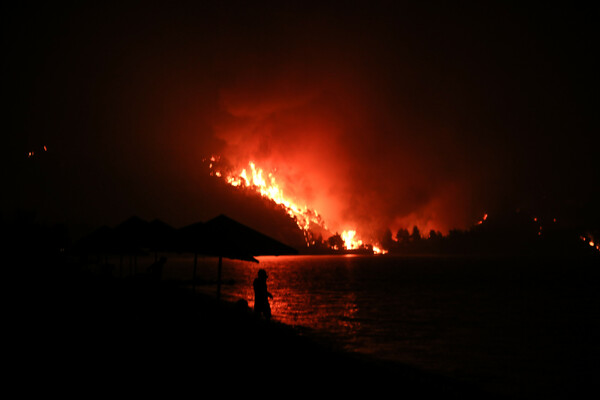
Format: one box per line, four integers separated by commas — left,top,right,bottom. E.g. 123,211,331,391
253,269,273,320
147,256,167,280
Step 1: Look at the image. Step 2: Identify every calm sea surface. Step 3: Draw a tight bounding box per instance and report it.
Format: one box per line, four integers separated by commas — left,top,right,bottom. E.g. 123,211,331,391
150,254,597,397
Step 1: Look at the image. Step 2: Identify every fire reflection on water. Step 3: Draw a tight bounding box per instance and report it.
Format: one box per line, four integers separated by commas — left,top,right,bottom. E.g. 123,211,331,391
97,252,599,397
214,255,364,341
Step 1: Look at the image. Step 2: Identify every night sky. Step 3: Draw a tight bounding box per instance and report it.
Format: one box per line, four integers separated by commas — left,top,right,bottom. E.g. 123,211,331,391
3,2,598,242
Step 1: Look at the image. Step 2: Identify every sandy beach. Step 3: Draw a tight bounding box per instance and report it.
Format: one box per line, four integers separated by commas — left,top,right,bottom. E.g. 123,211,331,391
8,255,507,398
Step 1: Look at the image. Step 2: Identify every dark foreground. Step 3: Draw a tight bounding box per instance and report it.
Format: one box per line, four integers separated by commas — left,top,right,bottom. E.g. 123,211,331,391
8,258,512,399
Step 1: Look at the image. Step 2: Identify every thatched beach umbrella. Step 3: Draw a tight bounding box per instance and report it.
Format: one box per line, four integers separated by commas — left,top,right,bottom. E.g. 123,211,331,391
176,219,256,293
198,214,298,301
147,219,176,259
177,221,210,292
72,223,135,276
112,216,153,274
72,225,118,257
74,216,177,277
113,216,149,251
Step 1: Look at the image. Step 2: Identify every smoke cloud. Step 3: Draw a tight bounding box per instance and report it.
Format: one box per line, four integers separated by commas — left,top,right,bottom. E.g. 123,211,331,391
207,15,492,241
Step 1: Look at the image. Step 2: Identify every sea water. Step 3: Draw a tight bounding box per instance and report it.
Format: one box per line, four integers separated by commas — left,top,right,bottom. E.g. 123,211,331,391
160,253,598,397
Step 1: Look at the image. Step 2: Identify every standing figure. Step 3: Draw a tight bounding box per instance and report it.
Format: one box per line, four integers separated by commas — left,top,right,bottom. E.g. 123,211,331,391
253,269,273,320
148,256,167,281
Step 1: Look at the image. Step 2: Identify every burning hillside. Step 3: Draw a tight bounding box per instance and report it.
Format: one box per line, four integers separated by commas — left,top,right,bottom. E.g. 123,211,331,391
205,155,385,253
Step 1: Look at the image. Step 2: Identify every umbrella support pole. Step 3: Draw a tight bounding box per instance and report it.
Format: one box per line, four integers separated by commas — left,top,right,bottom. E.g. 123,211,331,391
217,256,222,302
192,252,198,293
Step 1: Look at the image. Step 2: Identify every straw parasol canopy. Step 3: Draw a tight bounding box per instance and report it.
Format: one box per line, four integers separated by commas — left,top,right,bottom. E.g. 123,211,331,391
112,216,150,254
147,218,177,256
72,225,118,256
178,214,298,299
74,216,176,275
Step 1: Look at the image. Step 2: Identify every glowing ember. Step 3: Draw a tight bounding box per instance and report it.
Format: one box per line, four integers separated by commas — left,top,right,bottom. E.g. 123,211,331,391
477,213,488,225
27,145,48,158
206,156,381,252
580,235,600,253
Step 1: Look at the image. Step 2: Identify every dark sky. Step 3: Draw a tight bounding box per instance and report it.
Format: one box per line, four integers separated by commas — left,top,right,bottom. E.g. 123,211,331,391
3,1,598,242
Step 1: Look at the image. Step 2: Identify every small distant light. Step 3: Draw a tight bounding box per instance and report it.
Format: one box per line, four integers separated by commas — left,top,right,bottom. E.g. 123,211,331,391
43,145,47,151
590,241,595,247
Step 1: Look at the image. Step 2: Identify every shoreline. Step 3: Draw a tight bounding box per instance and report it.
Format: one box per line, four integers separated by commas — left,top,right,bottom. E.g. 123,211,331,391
10,252,599,398
10,259,505,398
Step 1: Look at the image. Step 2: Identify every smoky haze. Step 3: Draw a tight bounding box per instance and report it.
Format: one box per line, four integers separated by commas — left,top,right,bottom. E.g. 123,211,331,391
4,2,598,243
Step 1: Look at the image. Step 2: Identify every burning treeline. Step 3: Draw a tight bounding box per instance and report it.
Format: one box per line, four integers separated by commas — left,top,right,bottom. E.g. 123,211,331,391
204,155,600,257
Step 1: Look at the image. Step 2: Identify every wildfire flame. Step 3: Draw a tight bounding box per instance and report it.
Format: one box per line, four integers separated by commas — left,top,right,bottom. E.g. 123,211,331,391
477,213,488,225
206,156,384,253
581,235,600,253
27,145,48,159
342,230,362,250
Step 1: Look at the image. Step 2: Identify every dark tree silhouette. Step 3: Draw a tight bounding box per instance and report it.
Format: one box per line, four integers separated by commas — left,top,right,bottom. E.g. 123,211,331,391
429,230,442,240
381,228,395,251
410,226,421,242
327,232,345,250
396,228,410,244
